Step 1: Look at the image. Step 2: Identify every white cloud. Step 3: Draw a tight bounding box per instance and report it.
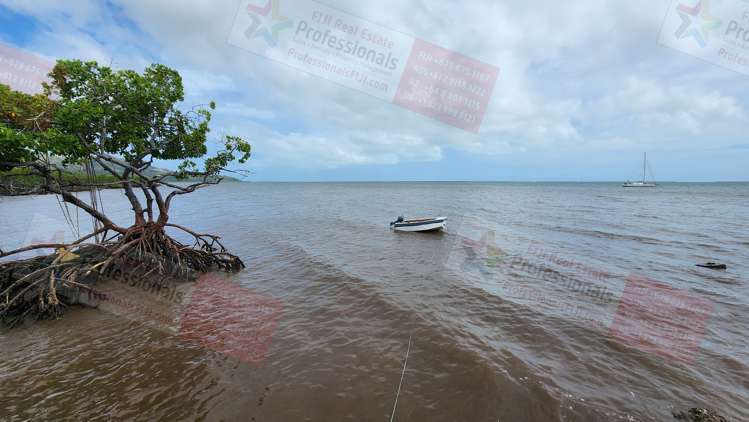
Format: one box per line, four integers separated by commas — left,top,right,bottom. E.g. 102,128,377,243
268,131,441,168
585,77,747,149
231,124,442,169
0,0,104,26
180,69,236,95
218,102,275,120
2,0,748,173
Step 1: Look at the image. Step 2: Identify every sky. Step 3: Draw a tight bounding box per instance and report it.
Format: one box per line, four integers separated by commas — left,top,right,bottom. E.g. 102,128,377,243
0,0,747,181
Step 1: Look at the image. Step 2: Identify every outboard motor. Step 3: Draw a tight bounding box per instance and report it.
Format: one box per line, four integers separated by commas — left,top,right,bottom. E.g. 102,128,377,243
390,216,404,227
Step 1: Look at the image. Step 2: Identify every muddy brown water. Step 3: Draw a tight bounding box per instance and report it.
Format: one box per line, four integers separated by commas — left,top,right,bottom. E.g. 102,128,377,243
1,182,747,421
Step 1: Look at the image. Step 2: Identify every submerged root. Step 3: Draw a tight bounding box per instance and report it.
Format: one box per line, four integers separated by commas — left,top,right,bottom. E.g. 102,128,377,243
0,224,244,327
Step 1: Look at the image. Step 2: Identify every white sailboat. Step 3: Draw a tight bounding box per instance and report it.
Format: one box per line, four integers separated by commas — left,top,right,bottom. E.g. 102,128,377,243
623,153,657,188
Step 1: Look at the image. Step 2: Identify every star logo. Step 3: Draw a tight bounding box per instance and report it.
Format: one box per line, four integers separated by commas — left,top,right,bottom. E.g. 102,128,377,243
244,0,293,47
674,0,722,48
458,231,509,274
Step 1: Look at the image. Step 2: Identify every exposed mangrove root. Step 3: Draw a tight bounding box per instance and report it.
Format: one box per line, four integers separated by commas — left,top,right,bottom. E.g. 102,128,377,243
0,224,244,328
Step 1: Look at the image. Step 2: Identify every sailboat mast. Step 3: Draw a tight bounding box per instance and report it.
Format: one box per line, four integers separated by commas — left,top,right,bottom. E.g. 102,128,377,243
642,152,646,183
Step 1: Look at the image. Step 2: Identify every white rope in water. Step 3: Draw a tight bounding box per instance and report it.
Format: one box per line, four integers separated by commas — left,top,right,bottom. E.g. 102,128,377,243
389,335,412,422
85,159,102,242
49,151,80,239
55,193,78,239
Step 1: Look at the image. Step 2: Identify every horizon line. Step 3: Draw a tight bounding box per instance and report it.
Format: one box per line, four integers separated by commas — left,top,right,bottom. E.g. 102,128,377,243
231,180,749,183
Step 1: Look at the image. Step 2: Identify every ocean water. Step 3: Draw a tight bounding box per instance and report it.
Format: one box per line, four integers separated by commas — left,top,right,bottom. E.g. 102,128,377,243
0,182,747,421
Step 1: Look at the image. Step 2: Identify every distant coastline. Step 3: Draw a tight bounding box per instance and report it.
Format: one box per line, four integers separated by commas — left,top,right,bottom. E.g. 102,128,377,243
235,180,749,183
0,168,240,196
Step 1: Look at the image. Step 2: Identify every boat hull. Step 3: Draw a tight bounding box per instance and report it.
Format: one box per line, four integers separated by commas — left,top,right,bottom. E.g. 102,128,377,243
622,183,657,187
392,217,446,232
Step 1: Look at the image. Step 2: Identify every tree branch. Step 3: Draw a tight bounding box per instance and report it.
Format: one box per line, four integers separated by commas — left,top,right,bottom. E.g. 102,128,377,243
0,228,108,258
140,185,154,222
163,178,220,213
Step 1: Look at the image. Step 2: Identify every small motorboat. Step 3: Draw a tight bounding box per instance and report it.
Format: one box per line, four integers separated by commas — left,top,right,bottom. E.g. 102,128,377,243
390,216,447,232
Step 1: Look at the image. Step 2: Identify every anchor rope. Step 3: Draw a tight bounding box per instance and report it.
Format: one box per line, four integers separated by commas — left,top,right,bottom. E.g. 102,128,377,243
389,334,412,422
